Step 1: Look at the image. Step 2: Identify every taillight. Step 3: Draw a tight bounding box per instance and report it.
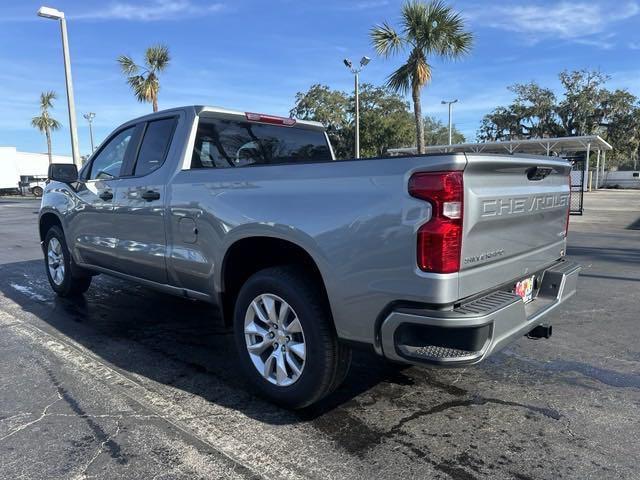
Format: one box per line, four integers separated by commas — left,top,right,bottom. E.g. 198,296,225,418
409,171,464,273
245,112,296,126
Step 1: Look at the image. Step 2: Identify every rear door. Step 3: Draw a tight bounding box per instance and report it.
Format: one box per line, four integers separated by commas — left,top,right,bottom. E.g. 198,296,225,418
112,116,178,284
459,154,571,299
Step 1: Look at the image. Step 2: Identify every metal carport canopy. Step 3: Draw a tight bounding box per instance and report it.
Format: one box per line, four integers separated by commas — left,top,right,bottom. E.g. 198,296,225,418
387,135,612,156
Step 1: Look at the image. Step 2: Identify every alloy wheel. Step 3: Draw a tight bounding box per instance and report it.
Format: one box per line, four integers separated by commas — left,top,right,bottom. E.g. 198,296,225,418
244,293,306,386
47,237,65,286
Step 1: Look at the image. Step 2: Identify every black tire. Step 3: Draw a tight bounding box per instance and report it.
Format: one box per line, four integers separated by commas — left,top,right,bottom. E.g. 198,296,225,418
233,266,351,409
44,225,92,297
32,186,43,197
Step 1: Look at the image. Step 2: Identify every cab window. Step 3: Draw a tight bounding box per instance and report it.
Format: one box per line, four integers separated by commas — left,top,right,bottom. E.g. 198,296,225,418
134,118,176,176
88,127,135,180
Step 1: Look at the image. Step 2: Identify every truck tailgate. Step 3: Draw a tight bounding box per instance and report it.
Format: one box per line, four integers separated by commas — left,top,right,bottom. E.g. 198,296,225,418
459,154,571,299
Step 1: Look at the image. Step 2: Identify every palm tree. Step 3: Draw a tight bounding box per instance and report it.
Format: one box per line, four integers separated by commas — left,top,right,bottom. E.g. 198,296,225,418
31,91,62,164
371,1,472,153
117,45,170,112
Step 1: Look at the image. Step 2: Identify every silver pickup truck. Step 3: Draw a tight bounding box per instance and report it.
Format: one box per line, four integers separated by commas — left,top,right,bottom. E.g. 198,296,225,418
40,106,580,408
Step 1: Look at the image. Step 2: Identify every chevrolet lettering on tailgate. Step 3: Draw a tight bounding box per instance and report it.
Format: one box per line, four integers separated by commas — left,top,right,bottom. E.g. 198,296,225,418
482,193,570,218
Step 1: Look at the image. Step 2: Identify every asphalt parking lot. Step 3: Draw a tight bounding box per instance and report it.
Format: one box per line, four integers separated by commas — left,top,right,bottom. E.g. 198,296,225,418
1,191,639,479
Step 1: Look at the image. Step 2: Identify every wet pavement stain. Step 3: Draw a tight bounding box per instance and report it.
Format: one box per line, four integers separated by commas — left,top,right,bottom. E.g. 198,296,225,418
386,394,561,440
503,353,640,389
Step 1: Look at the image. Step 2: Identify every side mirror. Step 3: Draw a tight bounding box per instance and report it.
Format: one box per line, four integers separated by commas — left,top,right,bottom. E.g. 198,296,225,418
48,163,78,184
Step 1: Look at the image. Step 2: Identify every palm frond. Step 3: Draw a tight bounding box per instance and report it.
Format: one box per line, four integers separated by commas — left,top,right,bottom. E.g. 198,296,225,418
412,55,432,89
140,74,159,102
145,45,170,73
401,0,429,43
417,0,473,59
39,91,57,111
31,114,61,132
127,74,158,104
386,62,414,94
118,55,140,75
31,116,47,133
386,48,432,95
370,22,404,58
48,118,62,131
119,45,169,110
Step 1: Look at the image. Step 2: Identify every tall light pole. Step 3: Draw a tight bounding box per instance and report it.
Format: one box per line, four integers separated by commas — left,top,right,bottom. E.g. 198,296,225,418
37,6,81,168
441,99,458,145
83,112,96,152
343,56,370,159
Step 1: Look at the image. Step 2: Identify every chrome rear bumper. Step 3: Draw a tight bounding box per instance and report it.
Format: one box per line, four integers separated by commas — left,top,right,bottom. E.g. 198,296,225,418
380,260,581,366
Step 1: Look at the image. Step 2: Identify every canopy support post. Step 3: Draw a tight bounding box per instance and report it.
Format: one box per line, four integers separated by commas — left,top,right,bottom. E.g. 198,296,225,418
595,150,601,189
585,143,591,192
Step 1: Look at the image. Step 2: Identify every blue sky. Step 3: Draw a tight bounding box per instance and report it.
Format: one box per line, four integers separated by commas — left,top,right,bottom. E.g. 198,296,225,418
1,0,640,156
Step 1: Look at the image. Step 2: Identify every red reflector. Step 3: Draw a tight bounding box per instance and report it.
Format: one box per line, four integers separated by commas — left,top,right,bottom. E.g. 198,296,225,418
409,171,464,273
245,112,296,126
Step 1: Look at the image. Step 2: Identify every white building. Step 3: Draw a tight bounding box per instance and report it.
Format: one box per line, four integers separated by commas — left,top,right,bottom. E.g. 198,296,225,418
0,147,73,190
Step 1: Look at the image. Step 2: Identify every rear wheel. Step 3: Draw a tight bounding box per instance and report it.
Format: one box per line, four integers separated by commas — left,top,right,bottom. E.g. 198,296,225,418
233,266,351,409
44,226,92,297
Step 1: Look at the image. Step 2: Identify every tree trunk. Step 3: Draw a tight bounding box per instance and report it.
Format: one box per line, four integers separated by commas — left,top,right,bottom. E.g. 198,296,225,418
45,127,52,165
152,95,158,113
412,85,425,154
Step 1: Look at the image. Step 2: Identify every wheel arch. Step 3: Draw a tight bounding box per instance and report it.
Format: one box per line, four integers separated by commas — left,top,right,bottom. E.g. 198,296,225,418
39,211,63,243
219,236,332,327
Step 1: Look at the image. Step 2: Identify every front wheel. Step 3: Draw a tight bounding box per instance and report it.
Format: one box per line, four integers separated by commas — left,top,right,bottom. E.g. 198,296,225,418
233,266,351,409
32,186,43,197
44,226,92,297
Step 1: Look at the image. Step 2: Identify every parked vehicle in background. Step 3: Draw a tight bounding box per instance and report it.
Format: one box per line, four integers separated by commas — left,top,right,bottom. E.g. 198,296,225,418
20,176,48,197
39,106,580,408
601,170,640,189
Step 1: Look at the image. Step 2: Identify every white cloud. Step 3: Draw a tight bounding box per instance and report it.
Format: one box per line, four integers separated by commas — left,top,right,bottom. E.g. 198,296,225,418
344,0,389,10
467,1,640,48
72,0,225,22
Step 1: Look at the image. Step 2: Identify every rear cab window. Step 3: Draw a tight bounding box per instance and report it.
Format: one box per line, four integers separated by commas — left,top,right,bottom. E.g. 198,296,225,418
133,117,177,176
191,116,332,169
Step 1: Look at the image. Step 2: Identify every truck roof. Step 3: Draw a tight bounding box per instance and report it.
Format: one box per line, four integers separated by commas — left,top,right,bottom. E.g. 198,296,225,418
123,105,326,131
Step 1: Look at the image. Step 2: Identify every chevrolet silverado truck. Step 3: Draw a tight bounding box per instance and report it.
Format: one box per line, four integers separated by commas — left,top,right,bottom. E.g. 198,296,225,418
39,106,580,408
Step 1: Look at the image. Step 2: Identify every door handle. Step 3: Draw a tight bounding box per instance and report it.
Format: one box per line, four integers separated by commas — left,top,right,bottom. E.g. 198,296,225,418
141,190,161,201
99,190,113,201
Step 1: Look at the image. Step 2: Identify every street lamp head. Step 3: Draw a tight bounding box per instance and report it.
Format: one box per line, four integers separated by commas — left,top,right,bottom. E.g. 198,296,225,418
441,100,446,105
83,112,95,122
360,56,370,67
37,6,64,19
343,58,353,69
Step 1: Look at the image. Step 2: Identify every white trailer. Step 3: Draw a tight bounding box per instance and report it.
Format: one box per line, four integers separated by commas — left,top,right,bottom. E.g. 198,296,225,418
0,147,72,193
0,147,20,190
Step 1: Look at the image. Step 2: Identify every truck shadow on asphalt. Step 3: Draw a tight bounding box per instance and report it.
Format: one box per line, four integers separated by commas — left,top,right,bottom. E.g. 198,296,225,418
0,259,418,424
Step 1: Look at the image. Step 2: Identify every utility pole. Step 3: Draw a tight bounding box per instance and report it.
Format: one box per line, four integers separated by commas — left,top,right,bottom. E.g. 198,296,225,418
441,99,458,145
343,56,370,158
83,112,96,152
